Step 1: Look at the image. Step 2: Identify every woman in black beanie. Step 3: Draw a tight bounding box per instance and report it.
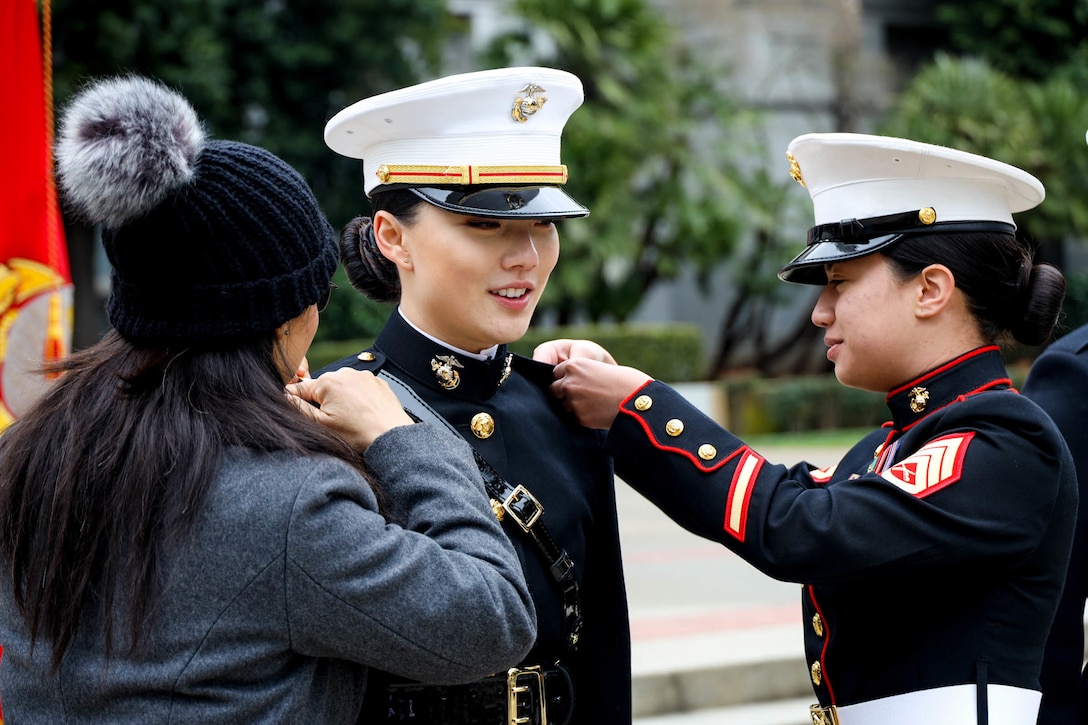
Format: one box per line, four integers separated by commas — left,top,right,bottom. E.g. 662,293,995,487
0,75,534,723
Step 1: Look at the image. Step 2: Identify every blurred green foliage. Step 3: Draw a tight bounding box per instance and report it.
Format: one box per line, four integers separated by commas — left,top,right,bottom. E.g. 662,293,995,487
879,53,1088,252
483,0,747,325
51,0,454,230
721,376,886,436
511,323,704,382
1057,273,1088,339
936,0,1088,81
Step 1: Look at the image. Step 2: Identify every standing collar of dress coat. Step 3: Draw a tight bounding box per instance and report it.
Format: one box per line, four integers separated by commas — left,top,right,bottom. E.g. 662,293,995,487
374,310,514,400
884,346,1013,433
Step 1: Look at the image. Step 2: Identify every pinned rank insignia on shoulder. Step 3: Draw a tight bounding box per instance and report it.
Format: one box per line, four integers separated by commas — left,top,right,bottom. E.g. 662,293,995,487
723,447,766,542
880,432,974,498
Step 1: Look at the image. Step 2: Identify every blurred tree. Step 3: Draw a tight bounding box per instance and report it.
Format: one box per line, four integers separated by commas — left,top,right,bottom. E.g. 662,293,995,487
936,0,1088,81
879,53,1088,259
709,147,825,376
879,52,1088,348
482,0,746,326
51,0,455,344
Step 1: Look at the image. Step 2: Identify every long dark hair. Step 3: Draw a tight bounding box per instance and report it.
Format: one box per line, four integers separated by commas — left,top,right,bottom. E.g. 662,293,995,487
0,330,373,672
884,231,1065,346
340,189,426,303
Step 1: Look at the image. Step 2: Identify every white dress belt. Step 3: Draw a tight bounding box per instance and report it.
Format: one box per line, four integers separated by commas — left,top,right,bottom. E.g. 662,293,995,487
812,684,1041,724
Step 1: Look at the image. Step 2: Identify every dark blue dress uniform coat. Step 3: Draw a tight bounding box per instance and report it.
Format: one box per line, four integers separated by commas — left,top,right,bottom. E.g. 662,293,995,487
319,311,631,723
1023,325,1088,725
608,346,1075,712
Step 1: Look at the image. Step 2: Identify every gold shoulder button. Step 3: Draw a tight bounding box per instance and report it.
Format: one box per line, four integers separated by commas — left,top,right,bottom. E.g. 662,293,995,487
665,419,684,437
698,444,717,460
634,394,653,411
357,351,376,361
812,613,824,637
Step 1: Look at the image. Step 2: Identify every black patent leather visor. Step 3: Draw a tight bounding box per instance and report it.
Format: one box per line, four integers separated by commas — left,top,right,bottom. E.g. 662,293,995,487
778,234,905,285
777,211,1015,285
407,186,590,219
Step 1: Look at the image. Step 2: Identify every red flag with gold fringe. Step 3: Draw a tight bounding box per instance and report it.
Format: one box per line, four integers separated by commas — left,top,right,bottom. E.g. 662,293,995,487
0,0,70,712
0,0,71,444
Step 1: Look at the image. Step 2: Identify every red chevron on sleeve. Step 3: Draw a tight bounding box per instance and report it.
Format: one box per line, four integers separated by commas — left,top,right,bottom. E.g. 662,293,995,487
723,448,765,542
879,432,974,498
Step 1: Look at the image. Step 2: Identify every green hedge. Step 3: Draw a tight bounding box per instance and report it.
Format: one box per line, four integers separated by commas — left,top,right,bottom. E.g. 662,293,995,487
717,361,1031,436
721,375,887,435
306,338,376,372
306,322,706,382
510,323,704,382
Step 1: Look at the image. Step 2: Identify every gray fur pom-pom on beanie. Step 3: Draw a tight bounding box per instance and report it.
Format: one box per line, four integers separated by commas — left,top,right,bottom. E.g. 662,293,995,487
55,75,338,345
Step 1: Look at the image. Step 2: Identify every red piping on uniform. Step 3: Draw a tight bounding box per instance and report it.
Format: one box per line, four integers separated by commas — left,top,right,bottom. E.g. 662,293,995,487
618,383,732,472
898,379,1012,434
807,584,837,706
872,428,897,471
723,448,765,541
881,431,975,499
886,345,999,400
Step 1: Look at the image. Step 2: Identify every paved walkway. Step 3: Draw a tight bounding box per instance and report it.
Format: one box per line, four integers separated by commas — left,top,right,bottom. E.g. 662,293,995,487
618,442,849,722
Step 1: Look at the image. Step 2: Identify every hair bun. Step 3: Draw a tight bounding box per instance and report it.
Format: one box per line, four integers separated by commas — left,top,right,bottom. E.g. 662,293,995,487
56,75,205,229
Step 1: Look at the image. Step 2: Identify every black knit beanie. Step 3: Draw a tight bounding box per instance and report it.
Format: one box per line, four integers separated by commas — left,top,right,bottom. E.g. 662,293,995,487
55,75,338,345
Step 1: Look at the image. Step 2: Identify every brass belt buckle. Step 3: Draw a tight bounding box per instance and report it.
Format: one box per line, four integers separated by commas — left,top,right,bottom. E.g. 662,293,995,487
809,703,840,725
507,665,547,725
502,484,543,532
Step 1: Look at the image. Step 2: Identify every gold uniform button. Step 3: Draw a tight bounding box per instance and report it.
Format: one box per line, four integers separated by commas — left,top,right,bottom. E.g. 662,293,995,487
634,395,653,411
810,660,822,686
812,613,824,637
357,351,376,361
665,419,684,437
698,444,717,460
470,412,495,439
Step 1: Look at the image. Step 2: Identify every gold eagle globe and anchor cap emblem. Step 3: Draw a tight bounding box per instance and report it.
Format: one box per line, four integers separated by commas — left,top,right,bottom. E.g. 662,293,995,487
787,151,805,187
511,83,548,123
908,386,930,413
431,354,464,390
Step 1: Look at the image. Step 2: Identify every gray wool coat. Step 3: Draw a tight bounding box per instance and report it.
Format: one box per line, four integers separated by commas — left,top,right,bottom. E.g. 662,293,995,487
0,422,536,723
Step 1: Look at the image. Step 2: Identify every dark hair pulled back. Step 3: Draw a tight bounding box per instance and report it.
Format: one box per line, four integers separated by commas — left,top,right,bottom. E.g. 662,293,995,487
340,189,427,304
884,231,1065,347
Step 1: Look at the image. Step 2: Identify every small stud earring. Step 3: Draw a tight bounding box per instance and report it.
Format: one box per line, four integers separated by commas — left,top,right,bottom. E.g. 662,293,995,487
403,257,410,264
282,327,290,336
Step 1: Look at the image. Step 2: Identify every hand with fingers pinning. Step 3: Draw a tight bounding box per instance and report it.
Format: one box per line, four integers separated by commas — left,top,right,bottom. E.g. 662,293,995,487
288,367,414,451
549,358,651,430
532,338,617,366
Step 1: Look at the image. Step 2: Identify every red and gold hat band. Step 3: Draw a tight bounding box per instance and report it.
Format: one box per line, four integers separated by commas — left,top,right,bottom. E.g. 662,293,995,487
375,164,568,186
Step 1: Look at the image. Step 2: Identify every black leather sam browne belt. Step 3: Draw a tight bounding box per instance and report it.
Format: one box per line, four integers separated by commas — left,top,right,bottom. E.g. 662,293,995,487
370,369,582,725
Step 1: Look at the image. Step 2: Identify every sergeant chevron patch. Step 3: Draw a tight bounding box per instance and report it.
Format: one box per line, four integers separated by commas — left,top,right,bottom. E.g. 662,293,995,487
880,432,974,498
724,448,765,542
